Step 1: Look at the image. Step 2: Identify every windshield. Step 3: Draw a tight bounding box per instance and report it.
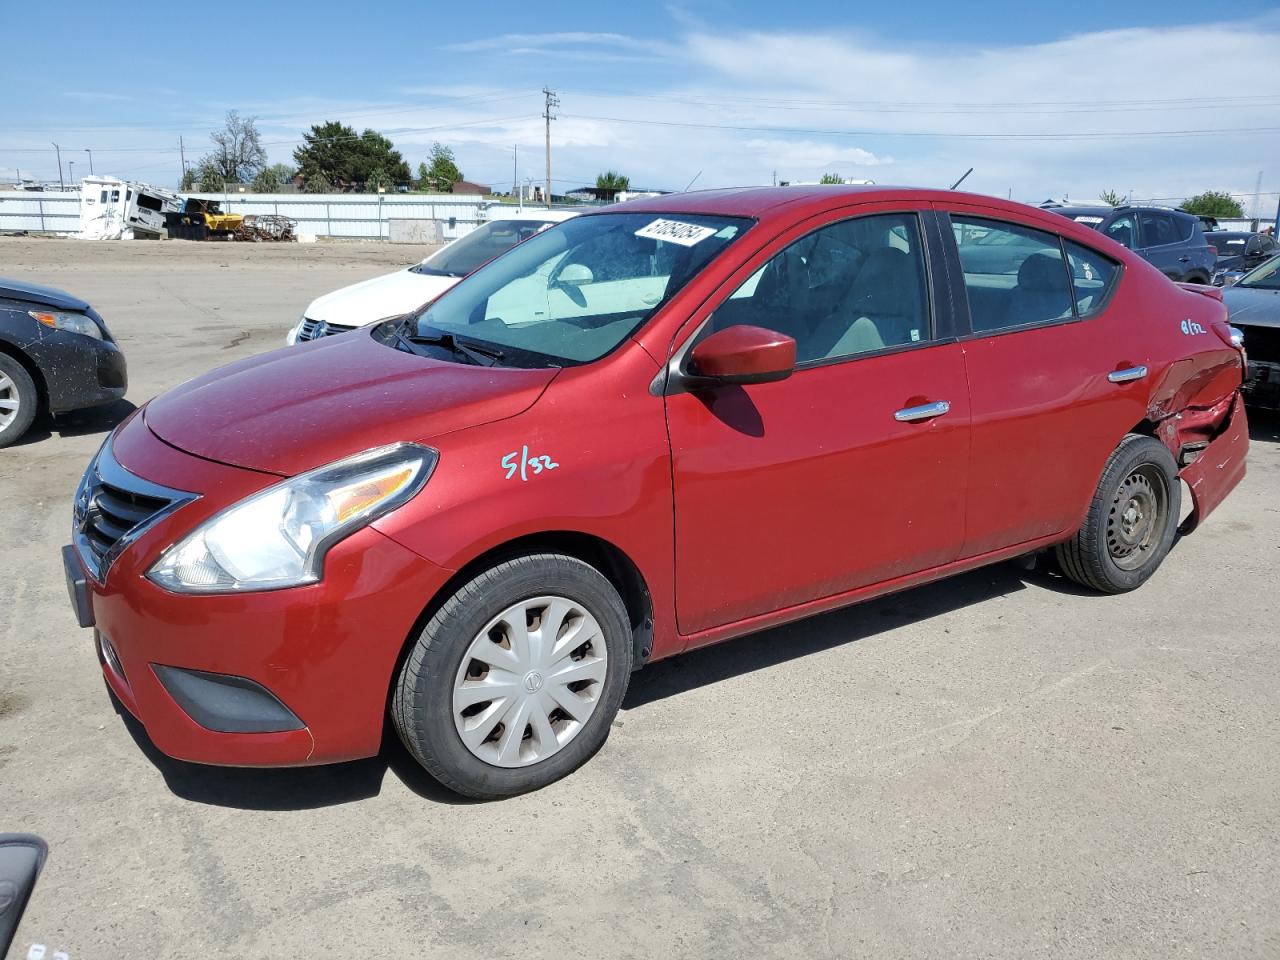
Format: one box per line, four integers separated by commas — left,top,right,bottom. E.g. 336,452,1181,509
412,218,558,278
397,212,752,366
1237,255,1280,290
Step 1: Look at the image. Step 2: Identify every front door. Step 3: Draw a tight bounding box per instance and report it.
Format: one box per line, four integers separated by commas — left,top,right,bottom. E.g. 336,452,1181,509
665,208,971,637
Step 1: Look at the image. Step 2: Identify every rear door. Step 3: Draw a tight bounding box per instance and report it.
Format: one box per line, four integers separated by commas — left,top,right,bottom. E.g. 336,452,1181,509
665,205,972,636
1137,211,1185,279
940,204,1149,558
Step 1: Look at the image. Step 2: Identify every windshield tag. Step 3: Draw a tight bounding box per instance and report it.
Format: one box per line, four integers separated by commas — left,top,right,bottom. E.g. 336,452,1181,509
635,219,717,247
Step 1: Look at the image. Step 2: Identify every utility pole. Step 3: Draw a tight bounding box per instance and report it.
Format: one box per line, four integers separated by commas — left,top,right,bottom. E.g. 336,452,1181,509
52,143,63,190
512,144,518,199
85,148,94,175
1253,170,1264,222
68,160,75,185
179,136,187,185
542,87,558,206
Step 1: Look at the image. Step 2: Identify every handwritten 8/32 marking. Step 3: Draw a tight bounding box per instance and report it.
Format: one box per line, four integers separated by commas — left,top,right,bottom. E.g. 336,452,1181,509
502,445,559,482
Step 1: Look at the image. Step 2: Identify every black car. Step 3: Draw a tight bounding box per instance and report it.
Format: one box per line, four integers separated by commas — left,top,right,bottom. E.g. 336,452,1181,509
0,278,127,447
1207,231,1279,285
1040,203,1216,284
1221,255,1280,409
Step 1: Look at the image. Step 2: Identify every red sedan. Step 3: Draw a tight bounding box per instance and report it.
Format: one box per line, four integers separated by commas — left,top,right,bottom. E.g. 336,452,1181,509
63,186,1247,798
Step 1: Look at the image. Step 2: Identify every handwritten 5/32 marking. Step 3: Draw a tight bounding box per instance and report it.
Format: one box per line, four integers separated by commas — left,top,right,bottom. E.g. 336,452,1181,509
502,445,559,482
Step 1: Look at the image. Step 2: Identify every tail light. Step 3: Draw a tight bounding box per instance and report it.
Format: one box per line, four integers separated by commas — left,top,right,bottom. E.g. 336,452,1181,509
1207,245,1217,258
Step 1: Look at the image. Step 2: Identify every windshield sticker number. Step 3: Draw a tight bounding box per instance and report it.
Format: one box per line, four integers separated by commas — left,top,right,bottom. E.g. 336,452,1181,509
634,219,717,247
503,445,559,482
1180,319,1206,336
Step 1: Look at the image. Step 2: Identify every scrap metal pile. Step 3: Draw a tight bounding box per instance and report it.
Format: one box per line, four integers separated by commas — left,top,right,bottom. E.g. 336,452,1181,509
235,214,297,242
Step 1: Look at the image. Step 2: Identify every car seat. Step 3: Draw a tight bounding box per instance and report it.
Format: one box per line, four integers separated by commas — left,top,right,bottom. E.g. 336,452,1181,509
1002,252,1073,329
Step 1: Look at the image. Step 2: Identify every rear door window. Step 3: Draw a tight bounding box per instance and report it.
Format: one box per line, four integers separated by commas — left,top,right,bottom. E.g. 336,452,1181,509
1064,242,1120,316
1139,211,1179,247
951,216,1074,333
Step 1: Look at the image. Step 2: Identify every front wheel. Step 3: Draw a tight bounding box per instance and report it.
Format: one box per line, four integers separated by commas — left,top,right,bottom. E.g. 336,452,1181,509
1056,434,1181,593
0,355,38,448
393,553,633,799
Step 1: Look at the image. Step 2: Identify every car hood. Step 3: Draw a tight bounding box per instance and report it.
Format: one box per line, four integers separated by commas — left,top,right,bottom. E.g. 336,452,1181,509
306,268,458,327
145,329,558,476
1222,285,1280,329
0,277,90,311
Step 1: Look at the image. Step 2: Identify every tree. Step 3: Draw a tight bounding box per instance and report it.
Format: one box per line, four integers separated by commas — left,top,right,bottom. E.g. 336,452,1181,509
1099,189,1125,206
293,121,410,190
252,162,297,192
197,111,266,184
596,170,630,192
1182,190,1245,218
302,173,331,194
365,167,392,193
421,143,463,193
191,158,225,192
819,173,844,185
180,168,197,191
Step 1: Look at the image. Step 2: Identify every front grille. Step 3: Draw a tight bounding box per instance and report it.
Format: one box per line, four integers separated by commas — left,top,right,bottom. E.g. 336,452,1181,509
296,317,357,342
1239,324,1280,364
72,441,196,582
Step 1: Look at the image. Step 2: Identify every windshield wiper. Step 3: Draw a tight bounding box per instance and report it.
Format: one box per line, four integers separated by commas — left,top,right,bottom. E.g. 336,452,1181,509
395,321,506,366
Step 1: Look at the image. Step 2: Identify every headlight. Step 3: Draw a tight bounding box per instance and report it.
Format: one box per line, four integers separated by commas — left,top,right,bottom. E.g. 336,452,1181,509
148,443,437,593
30,309,103,340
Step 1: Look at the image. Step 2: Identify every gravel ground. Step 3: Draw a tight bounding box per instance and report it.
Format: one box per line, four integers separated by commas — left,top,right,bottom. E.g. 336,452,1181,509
1,236,1277,959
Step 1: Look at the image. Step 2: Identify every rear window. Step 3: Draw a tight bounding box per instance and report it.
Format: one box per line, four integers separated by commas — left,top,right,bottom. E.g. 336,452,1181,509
136,194,163,212
1064,242,1120,316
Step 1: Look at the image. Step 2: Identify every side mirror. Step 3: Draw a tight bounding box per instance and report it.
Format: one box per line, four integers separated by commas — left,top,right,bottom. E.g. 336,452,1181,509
0,835,47,958
688,325,796,386
555,263,594,287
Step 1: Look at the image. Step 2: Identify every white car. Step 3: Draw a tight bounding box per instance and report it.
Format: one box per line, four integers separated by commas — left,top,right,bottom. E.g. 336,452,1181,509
286,208,580,344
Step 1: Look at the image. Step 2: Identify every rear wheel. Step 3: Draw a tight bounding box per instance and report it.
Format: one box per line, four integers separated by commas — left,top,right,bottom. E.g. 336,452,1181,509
1056,435,1180,593
393,553,633,799
0,354,38,448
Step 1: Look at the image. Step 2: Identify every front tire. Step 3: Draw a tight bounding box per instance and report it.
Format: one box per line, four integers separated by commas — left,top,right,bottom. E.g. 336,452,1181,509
0,354,38,448
1056,434,1181,593
393,553,633,799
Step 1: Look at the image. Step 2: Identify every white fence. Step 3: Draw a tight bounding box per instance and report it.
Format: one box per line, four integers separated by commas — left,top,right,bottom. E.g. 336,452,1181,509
0,190,500,240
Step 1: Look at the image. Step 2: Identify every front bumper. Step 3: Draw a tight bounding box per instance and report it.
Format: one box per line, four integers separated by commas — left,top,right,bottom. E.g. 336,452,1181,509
1242,358,1280,410
66,418,451,766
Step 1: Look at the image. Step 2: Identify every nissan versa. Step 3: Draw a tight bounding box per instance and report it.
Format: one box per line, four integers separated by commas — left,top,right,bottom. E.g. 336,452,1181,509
64,186,1248,799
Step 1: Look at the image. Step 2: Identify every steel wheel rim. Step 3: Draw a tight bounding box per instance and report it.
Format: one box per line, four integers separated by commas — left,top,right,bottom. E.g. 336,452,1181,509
1107,465,1166,570
0,372,19,431
452,595,608,768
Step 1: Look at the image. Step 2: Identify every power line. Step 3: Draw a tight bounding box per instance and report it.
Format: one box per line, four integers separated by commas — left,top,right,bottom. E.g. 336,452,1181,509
564,113,1280,141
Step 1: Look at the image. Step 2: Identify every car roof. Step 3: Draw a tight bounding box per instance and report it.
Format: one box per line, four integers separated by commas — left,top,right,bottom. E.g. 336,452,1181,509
585,184,1031,219
484,207,579,223
1206,231,1253,239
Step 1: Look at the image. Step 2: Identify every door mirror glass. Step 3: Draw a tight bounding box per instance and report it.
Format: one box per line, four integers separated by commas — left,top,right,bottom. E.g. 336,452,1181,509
688,325,796,385
554,263,594,286
0,834,47,958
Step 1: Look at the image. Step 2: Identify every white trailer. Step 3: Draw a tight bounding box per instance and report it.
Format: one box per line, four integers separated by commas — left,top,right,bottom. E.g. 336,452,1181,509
75,176,181,240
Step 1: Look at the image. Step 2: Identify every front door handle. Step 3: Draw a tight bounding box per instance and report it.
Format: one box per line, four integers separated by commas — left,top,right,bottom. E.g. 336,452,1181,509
1178,255,1191,263
894,400,950,422
1108,365,1148,384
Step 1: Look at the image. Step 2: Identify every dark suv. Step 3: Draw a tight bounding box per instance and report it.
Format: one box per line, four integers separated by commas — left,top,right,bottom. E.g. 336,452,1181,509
1041,203,1216,283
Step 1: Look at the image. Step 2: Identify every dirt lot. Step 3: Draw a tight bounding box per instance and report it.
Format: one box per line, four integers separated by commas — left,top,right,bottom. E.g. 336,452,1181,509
1,236,1278,959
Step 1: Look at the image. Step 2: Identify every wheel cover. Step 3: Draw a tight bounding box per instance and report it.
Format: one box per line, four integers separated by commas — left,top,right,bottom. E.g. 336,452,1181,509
0,371,19,431
1106,465,1166,571
452,595,608,768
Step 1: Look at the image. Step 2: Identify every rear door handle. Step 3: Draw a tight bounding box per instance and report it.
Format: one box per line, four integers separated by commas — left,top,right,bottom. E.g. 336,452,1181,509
1178,256,1191,262
1108,365,1147,384
894,400,950,422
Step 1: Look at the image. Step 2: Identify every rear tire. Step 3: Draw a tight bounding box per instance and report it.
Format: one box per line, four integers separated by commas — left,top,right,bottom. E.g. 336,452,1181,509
1056,435,1180,593
393,553,633,799
0,354,38,449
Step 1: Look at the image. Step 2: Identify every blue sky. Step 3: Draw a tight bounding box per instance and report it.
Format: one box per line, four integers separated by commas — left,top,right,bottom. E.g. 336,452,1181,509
3,0,1278,211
